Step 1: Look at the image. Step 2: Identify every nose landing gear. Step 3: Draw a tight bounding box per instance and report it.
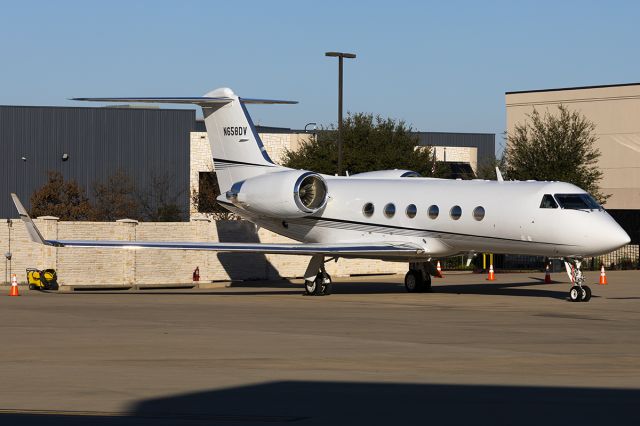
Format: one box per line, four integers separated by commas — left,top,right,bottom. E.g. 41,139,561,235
565,259,592,302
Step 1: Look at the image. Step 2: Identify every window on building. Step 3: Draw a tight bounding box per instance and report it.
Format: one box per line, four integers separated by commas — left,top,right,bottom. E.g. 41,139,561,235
540,194,558,209
473,206,485,221
363,202,375,217
450,205,462,220
196,171,221,213
406,204,417,218
384,203,396,218
428,205,439,219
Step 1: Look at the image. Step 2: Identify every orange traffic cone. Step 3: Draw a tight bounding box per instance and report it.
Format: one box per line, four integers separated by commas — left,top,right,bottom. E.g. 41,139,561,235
599,265,608,285
436,261,443,278
544,265,552,284
486,264,495,281
8,273,19,297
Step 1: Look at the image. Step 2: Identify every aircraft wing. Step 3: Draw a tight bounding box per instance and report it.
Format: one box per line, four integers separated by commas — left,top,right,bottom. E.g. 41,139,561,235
11,194,423,258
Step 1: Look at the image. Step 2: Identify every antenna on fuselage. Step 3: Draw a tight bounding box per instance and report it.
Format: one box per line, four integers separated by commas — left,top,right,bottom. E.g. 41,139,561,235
495,167,504,182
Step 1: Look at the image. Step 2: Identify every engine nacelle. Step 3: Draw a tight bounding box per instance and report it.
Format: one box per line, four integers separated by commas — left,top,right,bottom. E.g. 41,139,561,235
226,170,328,218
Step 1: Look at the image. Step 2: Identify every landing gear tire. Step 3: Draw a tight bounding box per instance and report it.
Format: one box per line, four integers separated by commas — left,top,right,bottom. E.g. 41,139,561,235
421,273,432,293
405,270,423,293
580,285,592,302
322,273,332,295
304,279,317,295
569,286,582,302
305,273,331,296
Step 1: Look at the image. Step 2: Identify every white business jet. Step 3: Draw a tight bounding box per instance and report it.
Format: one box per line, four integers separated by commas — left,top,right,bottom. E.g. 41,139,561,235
11,88,630,302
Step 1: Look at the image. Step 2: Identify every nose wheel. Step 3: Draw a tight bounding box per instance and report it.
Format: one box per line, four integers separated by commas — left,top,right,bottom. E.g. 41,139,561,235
569,285,591,302
565,259,592,302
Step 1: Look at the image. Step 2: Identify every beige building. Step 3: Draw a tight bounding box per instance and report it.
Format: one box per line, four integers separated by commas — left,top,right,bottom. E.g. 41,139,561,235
506,83,640,210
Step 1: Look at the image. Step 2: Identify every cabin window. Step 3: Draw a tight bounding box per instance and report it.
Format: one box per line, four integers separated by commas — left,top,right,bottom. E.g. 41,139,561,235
428,205,439,219
406,204,417,218
540,194,558,209
555,193,601,210
450,205,462,220
473,206,485,221
384,203,396,218
362,202,375,217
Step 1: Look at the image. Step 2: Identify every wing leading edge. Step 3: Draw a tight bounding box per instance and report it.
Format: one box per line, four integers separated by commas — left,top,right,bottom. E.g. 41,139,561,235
10,194,424,258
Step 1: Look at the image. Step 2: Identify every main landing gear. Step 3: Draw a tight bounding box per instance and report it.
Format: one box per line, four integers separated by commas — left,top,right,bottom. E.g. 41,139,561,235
404,262,432,293
303,255,332,296
564,258,592,302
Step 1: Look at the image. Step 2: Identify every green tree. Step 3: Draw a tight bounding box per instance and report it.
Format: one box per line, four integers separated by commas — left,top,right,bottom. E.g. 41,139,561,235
504,105,608,203
30,171,94,220
475,157,507,180
283,113,437,176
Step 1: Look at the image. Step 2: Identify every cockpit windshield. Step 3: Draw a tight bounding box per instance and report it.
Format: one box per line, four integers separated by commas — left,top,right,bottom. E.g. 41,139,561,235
554,193,601,210
539,194,558,208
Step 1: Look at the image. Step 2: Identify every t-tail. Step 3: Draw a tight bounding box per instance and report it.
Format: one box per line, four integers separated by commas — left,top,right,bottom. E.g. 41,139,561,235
72,88,296,192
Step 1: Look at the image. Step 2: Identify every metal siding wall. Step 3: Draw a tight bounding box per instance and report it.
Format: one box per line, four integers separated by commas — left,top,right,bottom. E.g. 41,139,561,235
417,132,496,167
0,106,194,218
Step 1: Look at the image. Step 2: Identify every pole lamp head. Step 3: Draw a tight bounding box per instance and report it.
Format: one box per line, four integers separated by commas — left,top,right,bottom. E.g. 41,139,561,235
325,52,356,59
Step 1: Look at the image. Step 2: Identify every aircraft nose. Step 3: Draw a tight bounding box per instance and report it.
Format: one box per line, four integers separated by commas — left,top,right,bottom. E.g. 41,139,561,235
615,227,631,247
607,222,631,251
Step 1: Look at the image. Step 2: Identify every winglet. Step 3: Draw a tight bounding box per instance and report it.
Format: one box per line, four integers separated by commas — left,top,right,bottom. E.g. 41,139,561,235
10,194,51,245
495,167,504,182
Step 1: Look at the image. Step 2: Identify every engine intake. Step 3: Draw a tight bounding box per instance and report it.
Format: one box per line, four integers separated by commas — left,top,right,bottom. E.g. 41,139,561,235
294,173,328,213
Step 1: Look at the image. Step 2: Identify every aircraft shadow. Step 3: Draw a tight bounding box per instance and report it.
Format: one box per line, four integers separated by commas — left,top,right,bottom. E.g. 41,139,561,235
429,280,571,300
215,221,282,281
57,279,572,299
323,279,571,300
1,380,638,425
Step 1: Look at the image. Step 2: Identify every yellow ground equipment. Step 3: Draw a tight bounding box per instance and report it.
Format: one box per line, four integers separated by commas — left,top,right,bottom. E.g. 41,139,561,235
26,268,58,290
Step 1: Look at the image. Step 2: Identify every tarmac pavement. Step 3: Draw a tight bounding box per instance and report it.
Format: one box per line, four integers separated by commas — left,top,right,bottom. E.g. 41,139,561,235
1,270,639,425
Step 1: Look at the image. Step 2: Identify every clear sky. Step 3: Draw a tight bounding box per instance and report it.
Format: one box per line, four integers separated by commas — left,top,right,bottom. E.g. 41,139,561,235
1,1,639,152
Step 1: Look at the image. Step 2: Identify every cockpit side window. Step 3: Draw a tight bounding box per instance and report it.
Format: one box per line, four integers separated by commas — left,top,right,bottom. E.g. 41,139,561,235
540,194,558,209
554,193,601,210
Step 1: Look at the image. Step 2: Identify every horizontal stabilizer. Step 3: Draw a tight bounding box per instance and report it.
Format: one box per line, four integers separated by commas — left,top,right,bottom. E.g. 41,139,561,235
71,97,297,105
70,97,234,106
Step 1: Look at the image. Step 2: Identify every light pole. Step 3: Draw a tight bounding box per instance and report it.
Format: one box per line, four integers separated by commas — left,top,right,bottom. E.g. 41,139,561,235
325,51,356,175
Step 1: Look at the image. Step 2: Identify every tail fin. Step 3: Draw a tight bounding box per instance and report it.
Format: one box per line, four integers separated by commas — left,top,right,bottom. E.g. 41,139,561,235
72,88,297,192
200,88,286,192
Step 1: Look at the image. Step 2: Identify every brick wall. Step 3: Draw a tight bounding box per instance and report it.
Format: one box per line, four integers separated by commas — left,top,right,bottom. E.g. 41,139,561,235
0,218,405,286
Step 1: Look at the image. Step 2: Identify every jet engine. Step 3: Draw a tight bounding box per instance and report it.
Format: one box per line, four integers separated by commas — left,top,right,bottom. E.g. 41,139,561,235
225,170,328,217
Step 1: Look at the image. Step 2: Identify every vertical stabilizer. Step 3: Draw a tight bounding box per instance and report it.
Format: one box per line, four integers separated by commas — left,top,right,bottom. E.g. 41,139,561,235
200,88,283,192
